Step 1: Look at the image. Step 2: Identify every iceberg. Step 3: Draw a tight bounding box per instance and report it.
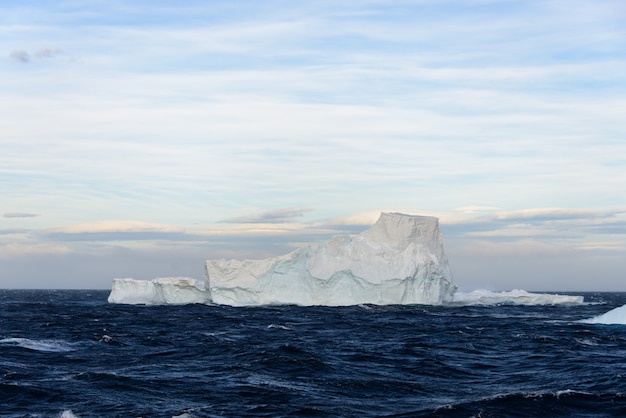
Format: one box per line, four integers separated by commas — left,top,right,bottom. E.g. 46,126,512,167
107,212,585,307
451,289,584,306
205,213,456,306
582,304,626,325
107,277,210,305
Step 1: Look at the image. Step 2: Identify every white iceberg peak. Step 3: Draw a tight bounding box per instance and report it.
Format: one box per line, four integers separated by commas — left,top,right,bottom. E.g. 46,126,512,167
204,212,456,306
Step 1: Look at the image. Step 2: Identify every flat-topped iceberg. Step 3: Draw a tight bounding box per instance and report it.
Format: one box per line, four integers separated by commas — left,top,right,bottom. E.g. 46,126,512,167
452,289,584,306
206,212,456,306
108,277,209,305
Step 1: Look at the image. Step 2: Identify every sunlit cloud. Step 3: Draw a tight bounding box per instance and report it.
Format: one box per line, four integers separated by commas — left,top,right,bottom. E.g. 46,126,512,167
0,242,71,258
45,220,181,234
575,241,626,252
453,206,501,214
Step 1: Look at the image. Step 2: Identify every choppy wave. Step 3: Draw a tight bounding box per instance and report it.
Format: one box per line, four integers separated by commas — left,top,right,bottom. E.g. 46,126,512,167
1,289,626,417
425,390,626,417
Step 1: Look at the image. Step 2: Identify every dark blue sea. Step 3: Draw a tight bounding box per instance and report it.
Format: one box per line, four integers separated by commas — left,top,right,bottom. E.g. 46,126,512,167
1,290,626,417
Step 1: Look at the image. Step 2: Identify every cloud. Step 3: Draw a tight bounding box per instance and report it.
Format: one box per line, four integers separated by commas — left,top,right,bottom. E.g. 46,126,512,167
10,50,30,63
40,220,189,242
453,205,501,213
441,207,626,242
576,241,626,252
0,242,71,258
0,228,31,235
489,208,626,222
221,207,313,224
33,48,63,58
9,48,63,64
454,239,576,258
4,213,39,218
465,224,556,238
44,231,195,242
45,220,181,234
34,217,335,247
1,1,624,290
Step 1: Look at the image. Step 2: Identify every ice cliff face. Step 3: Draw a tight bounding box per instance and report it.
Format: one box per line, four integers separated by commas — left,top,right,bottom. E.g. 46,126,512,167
205,212,457,306
108,277,210,305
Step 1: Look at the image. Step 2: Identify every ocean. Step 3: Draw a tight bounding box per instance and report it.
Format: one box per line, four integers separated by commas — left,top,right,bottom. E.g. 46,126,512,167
1,290,626,417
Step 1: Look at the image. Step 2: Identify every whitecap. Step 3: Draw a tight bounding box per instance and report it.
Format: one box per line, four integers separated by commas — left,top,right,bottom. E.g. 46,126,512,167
267,324,292,330
555,389,592,398
575,338,598,346
0,337,74,353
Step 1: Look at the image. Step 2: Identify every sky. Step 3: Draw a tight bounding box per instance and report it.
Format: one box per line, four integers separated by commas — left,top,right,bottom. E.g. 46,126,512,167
1,0,625,291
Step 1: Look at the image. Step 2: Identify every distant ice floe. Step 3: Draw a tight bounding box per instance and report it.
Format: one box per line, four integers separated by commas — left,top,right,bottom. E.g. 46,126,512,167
582,304,626,325
451,289,584,306
108,277,210,305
